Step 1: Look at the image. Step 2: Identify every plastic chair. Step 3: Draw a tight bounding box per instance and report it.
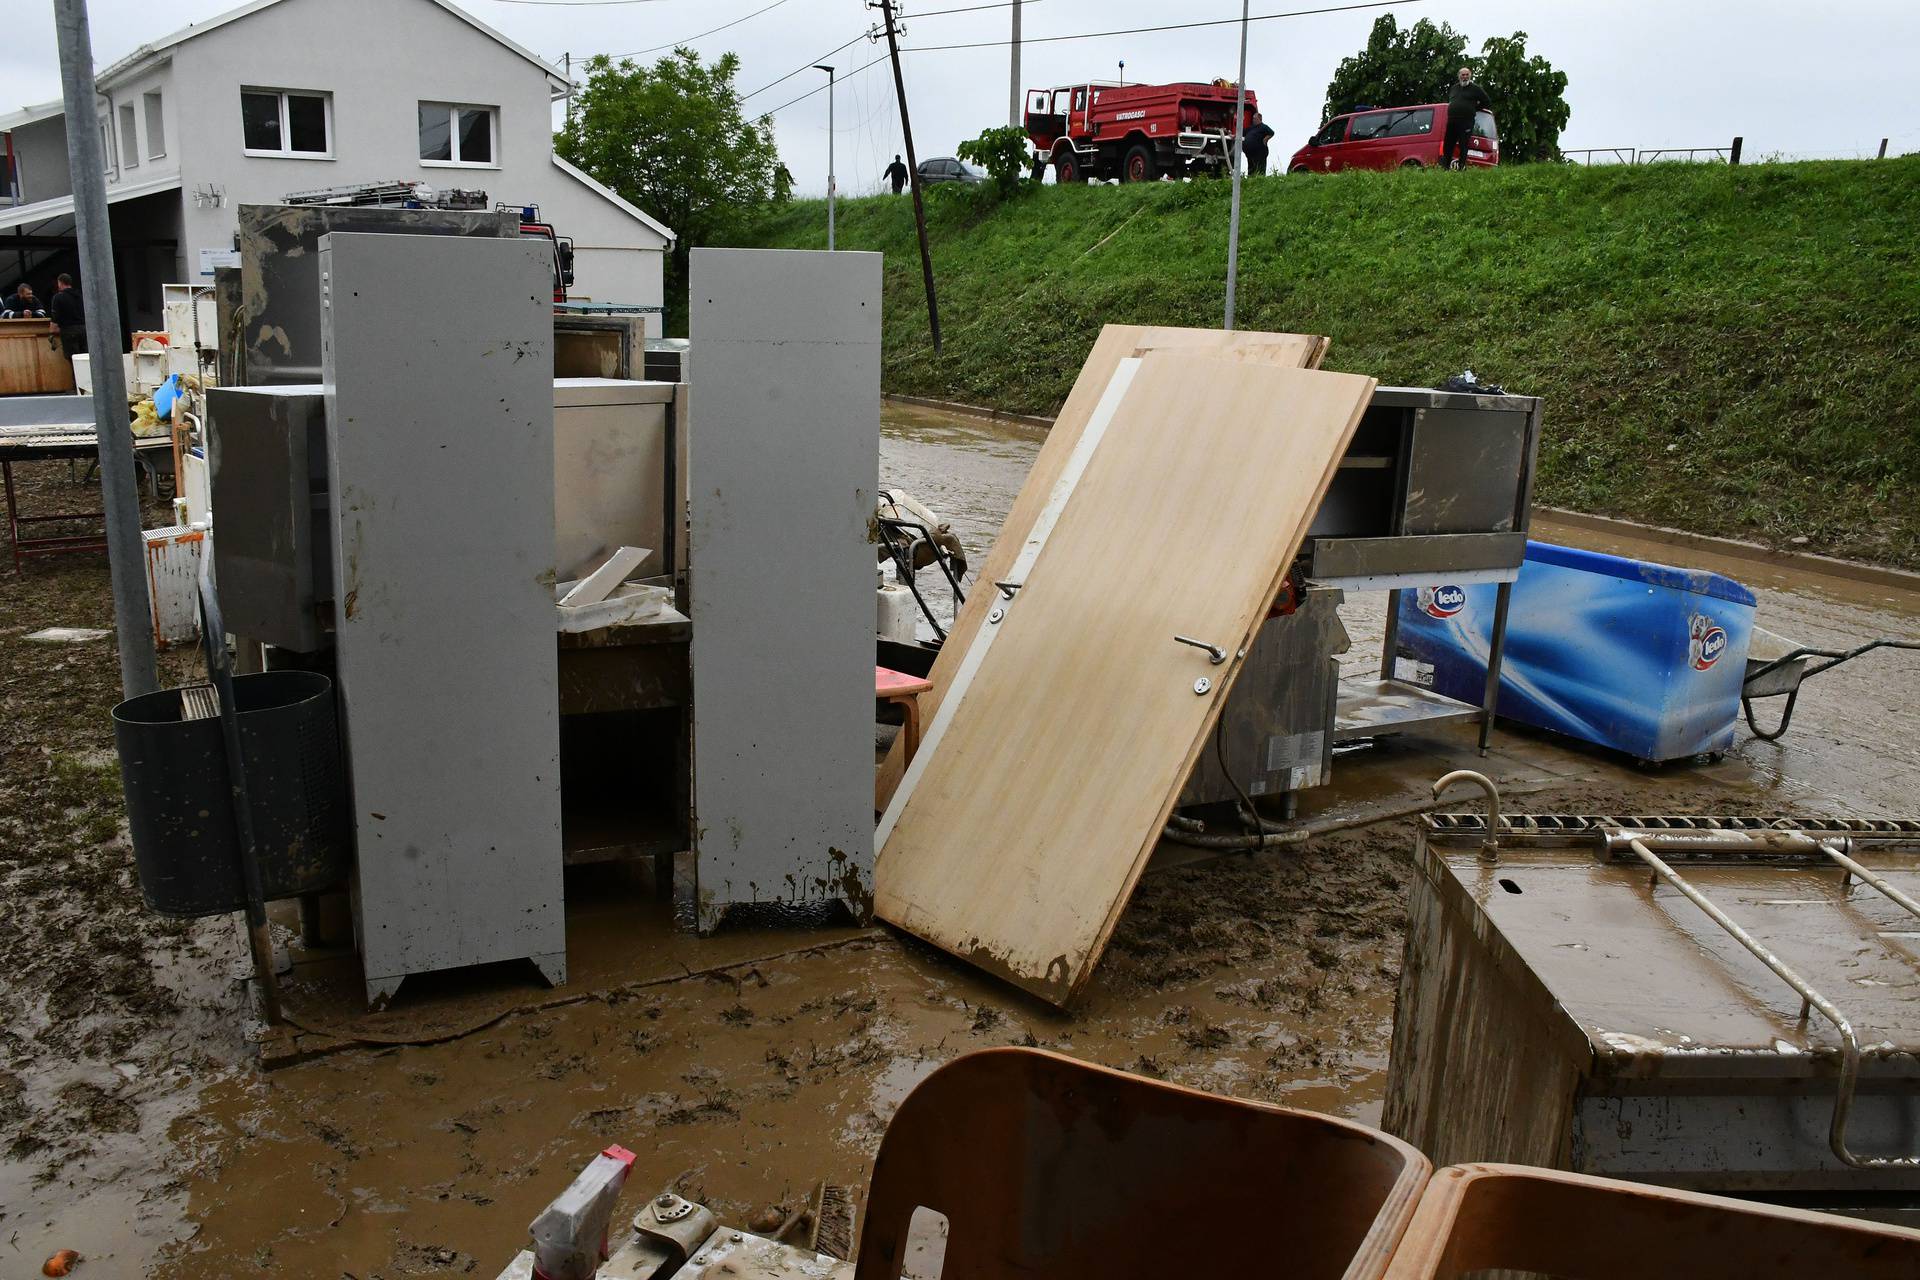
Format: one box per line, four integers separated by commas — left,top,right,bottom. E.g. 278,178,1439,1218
1382,1163,1920,1279
856,1047,1431,1280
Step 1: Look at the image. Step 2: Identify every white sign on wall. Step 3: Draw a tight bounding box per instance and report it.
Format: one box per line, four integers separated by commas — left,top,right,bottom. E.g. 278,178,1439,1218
197,248,241,277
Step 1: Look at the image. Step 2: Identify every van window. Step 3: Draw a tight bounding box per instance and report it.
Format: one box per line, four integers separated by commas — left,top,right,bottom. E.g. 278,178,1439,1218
1385,108,1435,137
1473,109,1498,140
1348,112,1392,141
1310,118,1348,147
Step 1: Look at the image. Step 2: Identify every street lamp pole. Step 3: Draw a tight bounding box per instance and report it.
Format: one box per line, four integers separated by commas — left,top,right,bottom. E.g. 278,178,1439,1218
815,64,836,250
1223,0,1249,331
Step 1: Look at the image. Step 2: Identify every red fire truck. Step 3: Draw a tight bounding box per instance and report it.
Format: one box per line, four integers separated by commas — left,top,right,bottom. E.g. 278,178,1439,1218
1022,80,1258,183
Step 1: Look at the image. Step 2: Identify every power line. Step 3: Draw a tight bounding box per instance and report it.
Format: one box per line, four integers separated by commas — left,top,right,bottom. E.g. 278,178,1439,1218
605,0,796,59
763,50,890,116
901,0,1426,53
742,33,869,101
480,0,673,6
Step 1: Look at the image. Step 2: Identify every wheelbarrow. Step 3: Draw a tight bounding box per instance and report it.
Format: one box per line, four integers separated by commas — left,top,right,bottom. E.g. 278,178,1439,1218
1742,625,1920,741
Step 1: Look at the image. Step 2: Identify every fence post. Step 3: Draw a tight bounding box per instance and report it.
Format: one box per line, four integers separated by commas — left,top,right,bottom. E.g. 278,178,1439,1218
1879,138,1889,159
1729,136,1743,165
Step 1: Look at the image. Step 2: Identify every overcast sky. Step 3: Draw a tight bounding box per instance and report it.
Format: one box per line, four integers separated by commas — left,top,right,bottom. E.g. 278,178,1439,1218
4,0,1914,199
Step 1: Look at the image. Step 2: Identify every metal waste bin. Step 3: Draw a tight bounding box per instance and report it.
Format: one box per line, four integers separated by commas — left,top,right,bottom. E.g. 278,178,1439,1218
112,669,349,917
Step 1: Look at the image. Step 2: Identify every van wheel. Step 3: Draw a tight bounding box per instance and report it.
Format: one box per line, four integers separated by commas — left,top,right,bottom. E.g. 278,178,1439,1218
1400,158,1425,169
1123,144,1157,183
1289,164,1311,174
1054,153,1081,184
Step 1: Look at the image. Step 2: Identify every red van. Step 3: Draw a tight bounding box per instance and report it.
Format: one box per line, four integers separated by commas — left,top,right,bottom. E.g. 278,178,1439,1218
1286,103,1498,173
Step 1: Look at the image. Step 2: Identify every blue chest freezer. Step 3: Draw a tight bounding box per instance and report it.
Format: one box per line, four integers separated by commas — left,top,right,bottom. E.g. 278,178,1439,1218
1392,541,1757,763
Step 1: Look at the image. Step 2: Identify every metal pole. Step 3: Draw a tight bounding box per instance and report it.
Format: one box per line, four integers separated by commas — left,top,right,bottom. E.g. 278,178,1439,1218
1223,0,1249,331
815,65,836,250
564,53,572,122
1878,137,1889,160
53,0,156,699
1008,0,1022,127
1729,135,1743,166
878,0,941,353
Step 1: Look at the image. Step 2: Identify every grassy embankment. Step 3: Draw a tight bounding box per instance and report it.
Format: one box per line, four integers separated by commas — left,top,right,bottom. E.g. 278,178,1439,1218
736,159,1920,568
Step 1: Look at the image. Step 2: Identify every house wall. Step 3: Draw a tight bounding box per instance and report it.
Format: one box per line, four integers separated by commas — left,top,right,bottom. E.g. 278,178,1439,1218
11,116,75,204
155,0,665,310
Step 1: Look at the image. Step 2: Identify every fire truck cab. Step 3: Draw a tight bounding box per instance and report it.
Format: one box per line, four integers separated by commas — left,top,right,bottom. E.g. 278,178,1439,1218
1024,80,1256,184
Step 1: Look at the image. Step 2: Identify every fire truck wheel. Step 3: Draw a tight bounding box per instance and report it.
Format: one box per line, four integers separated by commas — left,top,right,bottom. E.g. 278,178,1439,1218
1054,154,1081,184
1123,144,1158,183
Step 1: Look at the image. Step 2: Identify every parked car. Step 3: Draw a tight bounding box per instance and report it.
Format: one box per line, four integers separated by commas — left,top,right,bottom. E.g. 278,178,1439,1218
916,157,986,185
1287,103,1498,173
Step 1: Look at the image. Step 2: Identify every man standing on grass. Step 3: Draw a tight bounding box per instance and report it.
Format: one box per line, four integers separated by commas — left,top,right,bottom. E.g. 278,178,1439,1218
885,154,909,195
1242,111,1276,177
1443,66,1491,170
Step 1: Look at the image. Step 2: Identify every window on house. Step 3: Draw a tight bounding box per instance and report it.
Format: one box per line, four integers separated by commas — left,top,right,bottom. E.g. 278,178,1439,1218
144,92,166,159
118,103,139,169
99,118,112,173
418,102,497,166
241,88,331,156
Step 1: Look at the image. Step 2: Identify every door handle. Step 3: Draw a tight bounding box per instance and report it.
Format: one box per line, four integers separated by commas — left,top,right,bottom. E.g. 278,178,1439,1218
1173,635,1227,665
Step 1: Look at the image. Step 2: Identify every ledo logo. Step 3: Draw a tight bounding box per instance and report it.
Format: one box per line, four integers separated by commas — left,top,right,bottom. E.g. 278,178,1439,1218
1420,585,1466,619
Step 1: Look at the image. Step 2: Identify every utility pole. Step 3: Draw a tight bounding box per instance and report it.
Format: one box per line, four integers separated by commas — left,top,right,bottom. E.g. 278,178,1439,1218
52,0,156,698
1008,0,1022,126
1223,0,1249,331
873,0,941,353
815,65,836,250
564,53,573,122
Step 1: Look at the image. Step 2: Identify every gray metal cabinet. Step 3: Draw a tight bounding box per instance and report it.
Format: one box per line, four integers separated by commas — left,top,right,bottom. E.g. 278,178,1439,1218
688,248,880,932
320,231,564,1005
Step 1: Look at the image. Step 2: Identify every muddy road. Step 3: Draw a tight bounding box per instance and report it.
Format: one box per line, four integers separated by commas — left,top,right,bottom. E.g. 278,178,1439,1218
1,405,1917,1275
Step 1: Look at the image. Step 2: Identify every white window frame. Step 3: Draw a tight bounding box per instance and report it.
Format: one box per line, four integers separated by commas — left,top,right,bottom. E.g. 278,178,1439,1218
118,102,139,170
418,101,499,170
144,91,166,160
241,87,334,160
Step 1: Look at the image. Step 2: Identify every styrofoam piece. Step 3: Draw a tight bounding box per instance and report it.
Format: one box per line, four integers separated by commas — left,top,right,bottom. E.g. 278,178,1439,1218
558,545,649,608
24,627,111,643
554,582,676,633
528,1144,637,1280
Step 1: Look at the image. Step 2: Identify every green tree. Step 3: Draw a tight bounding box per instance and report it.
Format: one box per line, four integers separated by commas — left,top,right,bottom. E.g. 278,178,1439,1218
1322,15,1570,163
555,49,789,318
957,125,1032,194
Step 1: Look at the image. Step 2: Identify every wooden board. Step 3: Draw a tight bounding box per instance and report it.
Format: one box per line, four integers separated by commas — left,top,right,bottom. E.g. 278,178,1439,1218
873,326,1328,809
875,353,1374,1004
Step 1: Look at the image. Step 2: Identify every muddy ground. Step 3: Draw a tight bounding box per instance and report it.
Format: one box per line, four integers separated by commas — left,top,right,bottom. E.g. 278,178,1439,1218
2,411,1919,1276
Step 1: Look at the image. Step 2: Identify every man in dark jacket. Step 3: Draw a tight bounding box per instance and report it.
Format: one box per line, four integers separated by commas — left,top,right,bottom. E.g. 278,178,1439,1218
1241,111,1276,176
1,281,47,318
49,274,85,356
1443,66,1492,170
884,154,909,195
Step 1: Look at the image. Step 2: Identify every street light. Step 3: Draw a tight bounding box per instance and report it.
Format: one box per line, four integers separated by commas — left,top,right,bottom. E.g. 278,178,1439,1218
1223,0,1248,330
814,64,836,250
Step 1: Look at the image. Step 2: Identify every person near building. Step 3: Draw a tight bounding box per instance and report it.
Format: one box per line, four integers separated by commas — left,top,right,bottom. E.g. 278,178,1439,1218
49,274,85,356
1241,111,1276,177
1443,66,1492,170
885,154,910,195
1,281,48,318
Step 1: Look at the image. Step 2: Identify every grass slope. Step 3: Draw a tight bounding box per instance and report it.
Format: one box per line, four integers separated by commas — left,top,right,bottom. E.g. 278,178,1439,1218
736,160,1920,568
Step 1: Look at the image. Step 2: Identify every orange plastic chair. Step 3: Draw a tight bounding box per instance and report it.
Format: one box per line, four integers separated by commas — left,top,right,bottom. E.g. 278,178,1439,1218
1383,1163,1920,1279
855,1047,1431,1280
874,665,933,764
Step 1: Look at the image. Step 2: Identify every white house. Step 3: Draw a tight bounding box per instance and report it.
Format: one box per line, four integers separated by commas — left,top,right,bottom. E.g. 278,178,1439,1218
0,0,673,336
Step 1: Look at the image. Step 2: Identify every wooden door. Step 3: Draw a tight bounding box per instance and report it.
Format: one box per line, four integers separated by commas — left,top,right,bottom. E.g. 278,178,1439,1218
875,353,1374,1004
873,325,1328,810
